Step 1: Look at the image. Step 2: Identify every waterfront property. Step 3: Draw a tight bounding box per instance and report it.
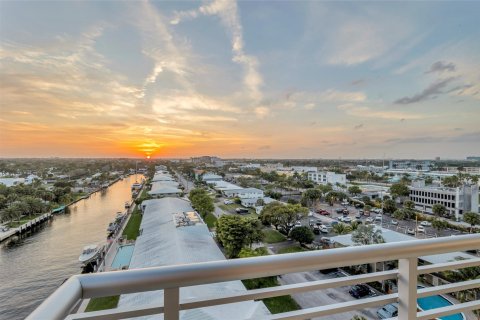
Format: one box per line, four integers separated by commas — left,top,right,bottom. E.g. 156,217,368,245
148,181,182,198
111,244,135,270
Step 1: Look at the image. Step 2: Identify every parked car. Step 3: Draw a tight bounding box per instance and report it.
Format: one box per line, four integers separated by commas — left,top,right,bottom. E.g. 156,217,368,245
235,208,249,214
375,214,382,221
359,209,364,215
335,208,344,214
224,199,233,205
348,284,371,299
390,219,398,225
316,219,322,226
320,237,334,245
407,228,415,235
365,217,374,224
308,211,314,217
341,217,352,223
377,303,399,319
295,221,302,228
319,225,329,233
417,225,426,233
420,221,432,227
313,225,320,234
330,221,339,226
355,213,361,220
309,219,315,226
317,209,330,216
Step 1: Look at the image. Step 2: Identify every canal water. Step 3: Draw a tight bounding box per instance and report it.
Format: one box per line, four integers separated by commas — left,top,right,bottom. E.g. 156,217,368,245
0,174,143,320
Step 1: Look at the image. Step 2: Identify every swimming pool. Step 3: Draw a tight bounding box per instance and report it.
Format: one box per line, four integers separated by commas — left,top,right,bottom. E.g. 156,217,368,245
417,294,465,320
111,244,135,269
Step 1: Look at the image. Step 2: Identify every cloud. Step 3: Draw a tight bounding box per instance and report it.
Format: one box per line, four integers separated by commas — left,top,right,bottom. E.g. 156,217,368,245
254,106,270,118
425,61,456,74
338,104,425,120
384,131,480,145
258,145,270,150
354,124,364,130
171,0,263,103
351,79,366,86
283,89,366,109
394,77,456,104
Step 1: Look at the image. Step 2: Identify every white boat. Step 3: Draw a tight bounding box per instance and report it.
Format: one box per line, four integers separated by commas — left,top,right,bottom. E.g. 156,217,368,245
78,244,102,264
131,183,142,190
125,201,130,208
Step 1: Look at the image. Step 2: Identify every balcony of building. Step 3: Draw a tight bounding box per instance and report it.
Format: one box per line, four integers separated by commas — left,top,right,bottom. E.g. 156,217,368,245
28,234,480,320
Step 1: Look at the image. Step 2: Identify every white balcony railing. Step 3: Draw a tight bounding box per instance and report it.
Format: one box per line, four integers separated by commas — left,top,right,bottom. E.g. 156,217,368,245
28,234,480,320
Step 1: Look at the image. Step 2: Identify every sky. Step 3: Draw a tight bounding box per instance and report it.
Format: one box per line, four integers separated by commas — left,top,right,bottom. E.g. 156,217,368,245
0,1,479,159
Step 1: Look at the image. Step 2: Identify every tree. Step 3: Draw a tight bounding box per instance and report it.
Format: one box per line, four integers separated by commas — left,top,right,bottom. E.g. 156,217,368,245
189,188,214,218
332,223,352,235
351,225,385,246
290,226,314,246
383,199,396,214
364,205,372,213
442,176,461,188
463,212,480,233
300,188,322,207
425,176,433,185
432,203,447,217
392,209,406,221
403,200,415,210
260,202,284,229
216,215,263,258
389,183,409,199
432,218,449,232
348,185,362,196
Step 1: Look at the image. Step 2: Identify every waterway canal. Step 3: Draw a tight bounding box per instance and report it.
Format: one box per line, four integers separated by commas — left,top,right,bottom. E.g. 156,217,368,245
0,174,143,320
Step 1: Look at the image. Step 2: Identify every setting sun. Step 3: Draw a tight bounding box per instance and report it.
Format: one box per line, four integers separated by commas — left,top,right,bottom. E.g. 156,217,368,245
146,155,150,159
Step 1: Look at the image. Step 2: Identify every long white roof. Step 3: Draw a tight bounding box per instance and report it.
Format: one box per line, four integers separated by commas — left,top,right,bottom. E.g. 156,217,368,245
118,198,270,319
148,181,181,195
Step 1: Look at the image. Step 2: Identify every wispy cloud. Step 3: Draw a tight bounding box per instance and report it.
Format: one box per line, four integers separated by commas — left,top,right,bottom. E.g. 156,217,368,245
394,77,456,104
425,61,456,74
170,0,264,106
338,104,425,120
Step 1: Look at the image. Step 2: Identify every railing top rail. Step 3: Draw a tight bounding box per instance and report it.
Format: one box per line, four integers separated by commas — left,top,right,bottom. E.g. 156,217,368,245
27,234,480,320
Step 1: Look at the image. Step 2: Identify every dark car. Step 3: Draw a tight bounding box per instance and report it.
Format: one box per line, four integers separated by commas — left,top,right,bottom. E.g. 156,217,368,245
348,284,371,299
335,208,344,214
235,208,249,214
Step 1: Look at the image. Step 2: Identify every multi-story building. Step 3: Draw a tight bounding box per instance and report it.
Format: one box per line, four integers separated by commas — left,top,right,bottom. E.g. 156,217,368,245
389,160,432,171
408,180,479,220
307,171,346,186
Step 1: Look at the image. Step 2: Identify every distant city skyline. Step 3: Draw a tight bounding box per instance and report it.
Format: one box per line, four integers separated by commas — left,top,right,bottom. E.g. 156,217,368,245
1,1,479,158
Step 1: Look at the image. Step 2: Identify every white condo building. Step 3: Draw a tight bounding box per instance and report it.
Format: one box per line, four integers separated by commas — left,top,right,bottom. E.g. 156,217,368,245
307,171,347,186
408,180,479,220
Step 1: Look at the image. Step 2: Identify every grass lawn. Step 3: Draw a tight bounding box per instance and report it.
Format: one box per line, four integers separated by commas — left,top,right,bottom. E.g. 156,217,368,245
277,245,308,254
204,213,217,229
218,203,256,215
242,276,300,314
263,295,301,314
85,296,119,312
122,208,143,240
8,216,36,228
263,229,286,243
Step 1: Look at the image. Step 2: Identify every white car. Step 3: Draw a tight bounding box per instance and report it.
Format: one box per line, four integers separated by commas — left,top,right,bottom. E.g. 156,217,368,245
308,211,314,217
417,225,426,233
223,200,233,205
342,217,352,223
295,221,302,228
407,228,415,235
365,217,374,224
319,225,329,233
375,214,382,221
420,221,432,227
390,220,398,225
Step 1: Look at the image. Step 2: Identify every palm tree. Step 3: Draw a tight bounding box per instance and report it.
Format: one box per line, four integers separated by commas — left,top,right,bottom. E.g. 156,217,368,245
351,225,385,246
332,223,352,235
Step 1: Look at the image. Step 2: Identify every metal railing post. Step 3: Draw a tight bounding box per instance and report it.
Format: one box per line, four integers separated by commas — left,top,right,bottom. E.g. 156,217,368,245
398,257,417,320
164,287,180,320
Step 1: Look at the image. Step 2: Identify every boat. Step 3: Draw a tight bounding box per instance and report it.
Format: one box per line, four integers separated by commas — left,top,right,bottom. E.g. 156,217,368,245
125,201,130,209
78,244,102,264
107,222,118,233
131,183,142,190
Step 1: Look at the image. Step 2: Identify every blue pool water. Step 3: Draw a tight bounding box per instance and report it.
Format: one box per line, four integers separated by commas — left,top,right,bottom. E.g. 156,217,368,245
111,244,135,269
417,295,465,320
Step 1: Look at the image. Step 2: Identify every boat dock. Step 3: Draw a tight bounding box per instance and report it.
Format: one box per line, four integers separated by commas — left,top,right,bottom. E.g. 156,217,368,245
0,212,52,243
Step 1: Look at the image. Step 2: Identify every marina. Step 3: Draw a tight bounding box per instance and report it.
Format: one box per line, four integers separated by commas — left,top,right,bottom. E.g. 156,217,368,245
0,174,143,320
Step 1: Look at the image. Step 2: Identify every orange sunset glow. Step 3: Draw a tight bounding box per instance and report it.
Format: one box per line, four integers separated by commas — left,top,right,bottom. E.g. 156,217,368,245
0,1,479,159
